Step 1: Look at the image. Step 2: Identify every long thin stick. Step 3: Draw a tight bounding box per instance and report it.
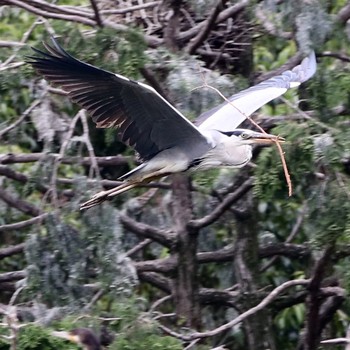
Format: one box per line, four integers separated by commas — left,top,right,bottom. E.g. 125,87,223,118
194,82,292,196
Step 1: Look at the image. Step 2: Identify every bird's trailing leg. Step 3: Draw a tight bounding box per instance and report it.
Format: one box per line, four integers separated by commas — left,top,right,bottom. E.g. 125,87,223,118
80,182,141,210
80,171,171,210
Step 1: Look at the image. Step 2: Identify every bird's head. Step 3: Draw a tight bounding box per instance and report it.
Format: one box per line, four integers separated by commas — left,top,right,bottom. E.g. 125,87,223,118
223,129,285,145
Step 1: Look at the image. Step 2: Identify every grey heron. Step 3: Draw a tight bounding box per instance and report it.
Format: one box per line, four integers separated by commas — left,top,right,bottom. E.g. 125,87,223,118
27,38,316,210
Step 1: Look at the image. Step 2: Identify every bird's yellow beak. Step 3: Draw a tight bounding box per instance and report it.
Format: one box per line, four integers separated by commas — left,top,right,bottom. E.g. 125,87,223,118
51,331,80,344
250,132,285,144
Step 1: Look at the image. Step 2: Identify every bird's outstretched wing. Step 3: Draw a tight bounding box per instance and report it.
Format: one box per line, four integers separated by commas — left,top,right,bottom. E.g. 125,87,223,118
197,51,317,132
27,37,209,161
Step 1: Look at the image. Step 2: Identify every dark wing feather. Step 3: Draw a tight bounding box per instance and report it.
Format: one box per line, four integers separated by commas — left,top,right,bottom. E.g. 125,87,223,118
27,38,208,161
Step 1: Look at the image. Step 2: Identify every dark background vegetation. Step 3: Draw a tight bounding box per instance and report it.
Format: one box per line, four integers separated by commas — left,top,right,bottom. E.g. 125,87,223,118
0,0,350,349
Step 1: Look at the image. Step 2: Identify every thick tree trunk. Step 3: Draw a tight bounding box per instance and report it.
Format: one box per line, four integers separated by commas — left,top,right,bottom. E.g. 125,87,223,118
234,192,275,350
171,173,200,328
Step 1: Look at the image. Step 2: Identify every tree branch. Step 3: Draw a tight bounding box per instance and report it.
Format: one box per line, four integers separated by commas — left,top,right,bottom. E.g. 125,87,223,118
89,0,103,27
119,213,176,248
0,99,41,139
303,246,334,350
319,51,350,63
0,271,26,283
2,0,161,47
337,2,350,25
0,41,26,48
0,188,42,217
4,0,96,26
188,178,253,229
138,272,171,293
179,0,249,42
0,214,49,233
0,153,133,166
0,244,25,260
186,0,228,55
159,279,310,341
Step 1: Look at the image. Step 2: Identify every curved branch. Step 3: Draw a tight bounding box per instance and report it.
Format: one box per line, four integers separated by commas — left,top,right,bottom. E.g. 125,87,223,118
4,0,97,26
188,178,253,229
0,214,49,233
179,0,249,42
159,279,310,341
2,0,161,47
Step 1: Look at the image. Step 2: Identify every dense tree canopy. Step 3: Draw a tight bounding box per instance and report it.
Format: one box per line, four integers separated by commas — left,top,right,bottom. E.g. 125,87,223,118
0,0,350,349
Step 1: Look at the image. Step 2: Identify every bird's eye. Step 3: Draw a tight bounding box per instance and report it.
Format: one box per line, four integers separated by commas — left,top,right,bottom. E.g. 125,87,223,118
241,132,250,139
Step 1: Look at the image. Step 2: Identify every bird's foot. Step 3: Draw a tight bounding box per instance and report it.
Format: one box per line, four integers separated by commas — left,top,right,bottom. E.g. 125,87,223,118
80,191,108,211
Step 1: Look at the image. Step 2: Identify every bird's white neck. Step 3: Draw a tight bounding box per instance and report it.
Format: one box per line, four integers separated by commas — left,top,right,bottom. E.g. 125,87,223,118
195,131,252,170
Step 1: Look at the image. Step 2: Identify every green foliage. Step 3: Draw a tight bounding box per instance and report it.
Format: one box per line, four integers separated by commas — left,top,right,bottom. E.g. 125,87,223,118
305,182,350,247
25,203,137,307
254,121,316,202
274,304,306,349
46,27,147,79
17,325,77,350
111,326,183,350
113,333,183,350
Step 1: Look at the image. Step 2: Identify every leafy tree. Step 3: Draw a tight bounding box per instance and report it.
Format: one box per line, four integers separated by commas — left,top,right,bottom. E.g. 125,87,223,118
0,0,350,349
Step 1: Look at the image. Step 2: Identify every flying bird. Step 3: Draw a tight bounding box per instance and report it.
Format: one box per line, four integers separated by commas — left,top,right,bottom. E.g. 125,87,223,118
27,38,316,210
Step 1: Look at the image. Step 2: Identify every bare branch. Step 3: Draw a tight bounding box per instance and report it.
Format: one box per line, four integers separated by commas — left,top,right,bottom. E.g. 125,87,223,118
135,256,177,273
337,2,350,25
319,51,350,62
0,188,42,217
126,239,152,257
0,99,41,140
0,41,25,48
3,0,96,26
138,272,171,293
1,0,161,47
100,1,160,14
0,166,28,183
119,213,176,248
179,0,249,42
159,279,310,341
255,6,292,39
304,246,334,350
0,61,26,72
188,178,253,229
0,214,48,233
25,0,95,18
89,0,103,27
0,244,25,260
0,271,26,283
0,153,133,167
186,0,228,55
